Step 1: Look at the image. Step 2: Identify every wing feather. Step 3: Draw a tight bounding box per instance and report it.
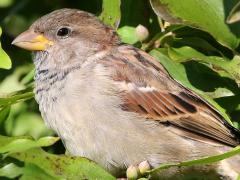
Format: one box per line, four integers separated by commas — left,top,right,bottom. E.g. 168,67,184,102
100,45,240,147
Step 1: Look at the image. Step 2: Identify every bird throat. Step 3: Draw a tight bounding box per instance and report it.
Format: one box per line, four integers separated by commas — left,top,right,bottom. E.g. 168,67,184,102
33,50,81,111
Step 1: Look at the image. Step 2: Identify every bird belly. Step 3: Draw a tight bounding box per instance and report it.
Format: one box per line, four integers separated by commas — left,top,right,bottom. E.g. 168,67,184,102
35,65,236,178
38,87,227,178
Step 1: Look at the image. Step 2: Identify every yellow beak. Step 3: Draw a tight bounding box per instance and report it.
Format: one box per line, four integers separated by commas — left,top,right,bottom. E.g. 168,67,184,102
12,30,54,51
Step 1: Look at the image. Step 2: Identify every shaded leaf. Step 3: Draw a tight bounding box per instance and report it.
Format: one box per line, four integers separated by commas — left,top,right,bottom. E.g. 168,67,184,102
0,106,10,124
20,68,34,85
4,15,29,36
215,95,240,116
167,37,224,56
120,0,150,27
227,1,240,24
167,46,240,85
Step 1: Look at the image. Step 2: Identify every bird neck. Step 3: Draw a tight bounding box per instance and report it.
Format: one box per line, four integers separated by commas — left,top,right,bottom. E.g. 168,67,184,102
33,51,80,106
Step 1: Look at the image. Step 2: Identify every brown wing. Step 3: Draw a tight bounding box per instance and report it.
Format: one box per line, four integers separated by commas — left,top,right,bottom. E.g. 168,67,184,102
100,45,240,147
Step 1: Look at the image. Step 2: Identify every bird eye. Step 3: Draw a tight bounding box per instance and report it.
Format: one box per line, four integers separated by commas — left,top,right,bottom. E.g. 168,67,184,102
57,27,71,38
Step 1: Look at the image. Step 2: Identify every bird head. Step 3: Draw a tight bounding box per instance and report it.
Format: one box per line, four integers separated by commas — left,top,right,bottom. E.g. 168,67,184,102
12,8,120,68
12,8,119,51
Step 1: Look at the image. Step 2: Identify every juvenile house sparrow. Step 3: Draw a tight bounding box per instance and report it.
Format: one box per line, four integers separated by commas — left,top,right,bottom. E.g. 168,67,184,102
12,9,240,179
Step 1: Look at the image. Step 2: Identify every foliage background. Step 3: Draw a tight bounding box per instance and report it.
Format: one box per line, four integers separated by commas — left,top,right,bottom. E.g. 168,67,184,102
1,0,240,179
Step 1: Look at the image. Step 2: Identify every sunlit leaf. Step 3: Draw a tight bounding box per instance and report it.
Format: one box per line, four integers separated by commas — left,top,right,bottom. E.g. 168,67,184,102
0,0,13,7
0,27,12,70
100,0,121,29
0,65,33,93
150,0,240,49
20,163,59,180
0,163,23,179
10,148,115,180
0,136,59,155
11,113,53,139
224,55,240,86
0,87,34,108
149,146,240,175
0,135,115,179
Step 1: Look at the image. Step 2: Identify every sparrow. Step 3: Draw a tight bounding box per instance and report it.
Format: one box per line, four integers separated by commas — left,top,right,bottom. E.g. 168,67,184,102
12,9,240,179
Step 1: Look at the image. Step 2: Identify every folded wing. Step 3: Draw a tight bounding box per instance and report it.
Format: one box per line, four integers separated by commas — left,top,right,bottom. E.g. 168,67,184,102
100,45,240,147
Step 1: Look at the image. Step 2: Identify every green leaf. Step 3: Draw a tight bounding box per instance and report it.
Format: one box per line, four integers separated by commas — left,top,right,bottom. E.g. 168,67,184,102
117,26,139,44
0,135,115,179
11,148,115,180
150,48,192,88
0,65,33,93
11,113,53,139
0,48,11,70
0,163,23,179
0,27,12,69
0,136,60,155
0,0,13,8
167,36,224,56
150,0,240,49
149,49,232,124
20,163,59,180
0,106,10,124
224,55,240,86
167,46,229,69
99,0,121,29
120,0,150,26
167,46,240,85
168,46,211,63
149,146,240,175
0,87,34,108
20,68,34,85
227,1,240,24
120,0,160,43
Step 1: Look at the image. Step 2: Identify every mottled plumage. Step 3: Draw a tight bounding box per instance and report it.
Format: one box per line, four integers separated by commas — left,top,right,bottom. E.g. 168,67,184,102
12,9,240,179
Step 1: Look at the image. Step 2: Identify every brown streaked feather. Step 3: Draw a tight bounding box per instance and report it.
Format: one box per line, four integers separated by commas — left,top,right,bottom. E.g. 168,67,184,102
100,45,240,147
